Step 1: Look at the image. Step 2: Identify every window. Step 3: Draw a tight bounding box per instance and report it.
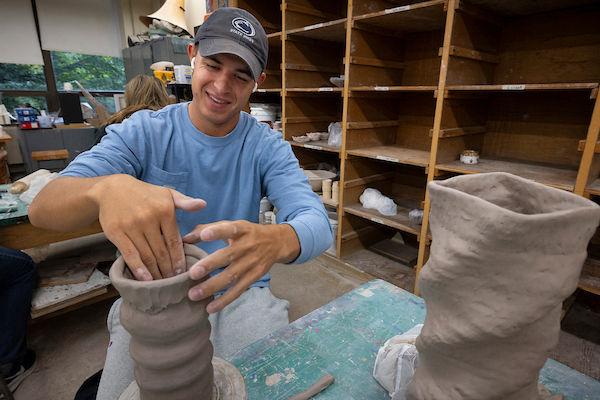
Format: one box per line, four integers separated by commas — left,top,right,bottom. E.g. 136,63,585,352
51,51,125,92
0,51,125,115
0,63,47,91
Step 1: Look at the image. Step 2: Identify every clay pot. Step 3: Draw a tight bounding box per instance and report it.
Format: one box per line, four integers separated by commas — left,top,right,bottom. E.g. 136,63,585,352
110,244,213,400
408,172,600,400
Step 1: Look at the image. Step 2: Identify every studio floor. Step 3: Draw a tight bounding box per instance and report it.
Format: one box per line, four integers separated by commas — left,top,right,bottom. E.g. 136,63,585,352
13,254,600,400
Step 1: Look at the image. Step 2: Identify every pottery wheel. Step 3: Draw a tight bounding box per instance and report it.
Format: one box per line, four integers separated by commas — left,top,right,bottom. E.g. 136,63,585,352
118,357,247,400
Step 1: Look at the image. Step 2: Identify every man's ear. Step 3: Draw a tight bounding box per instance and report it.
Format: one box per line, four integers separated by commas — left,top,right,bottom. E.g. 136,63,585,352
187,43,197,63
257,72,267,86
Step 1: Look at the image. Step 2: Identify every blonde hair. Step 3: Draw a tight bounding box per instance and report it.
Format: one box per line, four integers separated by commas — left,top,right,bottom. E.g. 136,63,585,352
103,75,170,125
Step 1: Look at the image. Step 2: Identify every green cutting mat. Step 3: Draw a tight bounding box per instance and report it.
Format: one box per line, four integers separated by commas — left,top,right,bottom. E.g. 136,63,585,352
230,279,600,399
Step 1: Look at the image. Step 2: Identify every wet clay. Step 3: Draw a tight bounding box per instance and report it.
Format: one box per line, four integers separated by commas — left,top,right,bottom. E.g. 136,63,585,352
287,373,334,400
110,244,246,400
407,173,600,400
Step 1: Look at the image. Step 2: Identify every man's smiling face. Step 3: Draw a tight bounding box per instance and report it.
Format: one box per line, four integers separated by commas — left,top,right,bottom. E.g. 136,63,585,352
190,52,255,132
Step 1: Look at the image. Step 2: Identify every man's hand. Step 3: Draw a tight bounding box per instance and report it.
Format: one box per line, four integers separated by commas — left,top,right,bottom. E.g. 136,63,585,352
90,174,206,281
182,221,300,313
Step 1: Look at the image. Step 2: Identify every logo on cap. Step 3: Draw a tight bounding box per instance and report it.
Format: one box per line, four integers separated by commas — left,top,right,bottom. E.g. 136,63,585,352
232,17,255,37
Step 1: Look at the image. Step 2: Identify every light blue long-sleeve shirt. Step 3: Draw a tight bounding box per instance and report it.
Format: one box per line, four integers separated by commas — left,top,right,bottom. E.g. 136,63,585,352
60,102,332,287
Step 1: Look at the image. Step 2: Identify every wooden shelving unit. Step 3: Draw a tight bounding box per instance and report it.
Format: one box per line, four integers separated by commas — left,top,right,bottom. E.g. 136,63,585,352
235,0,600,295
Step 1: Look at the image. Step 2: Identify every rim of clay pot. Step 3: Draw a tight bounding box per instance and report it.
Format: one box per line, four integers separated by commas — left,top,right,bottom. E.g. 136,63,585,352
428,172,600,219
110,243,208,290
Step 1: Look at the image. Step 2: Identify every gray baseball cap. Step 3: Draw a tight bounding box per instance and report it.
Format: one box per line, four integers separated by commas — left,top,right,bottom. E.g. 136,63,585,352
194,7,268,81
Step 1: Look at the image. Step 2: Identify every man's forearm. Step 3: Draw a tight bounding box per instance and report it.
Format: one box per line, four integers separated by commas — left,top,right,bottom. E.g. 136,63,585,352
272,223,301,264
29,175,113,231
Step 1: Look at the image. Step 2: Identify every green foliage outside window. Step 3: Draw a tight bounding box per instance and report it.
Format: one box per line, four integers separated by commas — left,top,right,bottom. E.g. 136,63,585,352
0,63,46,91
52,51,125,92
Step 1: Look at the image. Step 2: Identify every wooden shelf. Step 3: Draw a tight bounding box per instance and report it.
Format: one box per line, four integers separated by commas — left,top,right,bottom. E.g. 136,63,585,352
350,85,437,93
320,195,339,208
446,83,599,93
347,146,430,168
344,202,425,239
433,126,486,138
267,31,282,46
579,258,600,296
353,0,446,33
586,179,600,196
289,140,340,153
254,88,282,93
286,87,343,93
436,159,578,191
346,120,399,129
286,18,347,43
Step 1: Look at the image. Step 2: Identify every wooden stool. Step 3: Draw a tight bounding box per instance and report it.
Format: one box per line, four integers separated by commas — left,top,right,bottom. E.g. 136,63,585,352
31,149,69,171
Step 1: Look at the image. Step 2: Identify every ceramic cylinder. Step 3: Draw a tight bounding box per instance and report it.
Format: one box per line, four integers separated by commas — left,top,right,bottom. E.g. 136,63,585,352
110,244,214,400
322,179,332,200
408,172,600,400
332,181,339,203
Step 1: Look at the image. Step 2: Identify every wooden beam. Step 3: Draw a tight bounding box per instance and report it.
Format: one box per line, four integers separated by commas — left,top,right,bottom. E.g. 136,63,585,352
430,125,486,138
344,56,405,70
441,45,499,64
415,0,458,295
346,120,399,129
344,172,394,188
282,63,340,74
337,0,354,258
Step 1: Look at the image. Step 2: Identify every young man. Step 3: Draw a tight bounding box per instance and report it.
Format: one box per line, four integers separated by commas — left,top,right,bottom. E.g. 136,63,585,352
29,7,331,399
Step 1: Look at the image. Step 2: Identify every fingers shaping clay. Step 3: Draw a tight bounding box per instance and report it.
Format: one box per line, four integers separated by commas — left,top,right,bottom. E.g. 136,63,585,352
407,172,600,400
110,244,246,400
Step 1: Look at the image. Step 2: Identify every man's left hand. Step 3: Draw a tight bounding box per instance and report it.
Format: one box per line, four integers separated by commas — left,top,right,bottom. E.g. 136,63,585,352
182,221,300,313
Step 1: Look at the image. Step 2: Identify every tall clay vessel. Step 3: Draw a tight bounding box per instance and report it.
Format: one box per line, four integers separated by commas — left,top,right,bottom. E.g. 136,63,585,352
408,172,600,400
110,244,214,400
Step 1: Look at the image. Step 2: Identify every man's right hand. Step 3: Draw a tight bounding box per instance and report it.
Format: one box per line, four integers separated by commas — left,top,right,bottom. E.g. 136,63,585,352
90,174,206,280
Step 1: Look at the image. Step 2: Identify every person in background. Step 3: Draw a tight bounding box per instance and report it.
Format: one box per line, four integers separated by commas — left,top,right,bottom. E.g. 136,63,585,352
93,75,170,144
0,248,37,394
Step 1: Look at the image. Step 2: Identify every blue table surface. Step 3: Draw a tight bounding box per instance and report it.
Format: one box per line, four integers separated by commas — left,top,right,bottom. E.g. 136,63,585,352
230,279,600,400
